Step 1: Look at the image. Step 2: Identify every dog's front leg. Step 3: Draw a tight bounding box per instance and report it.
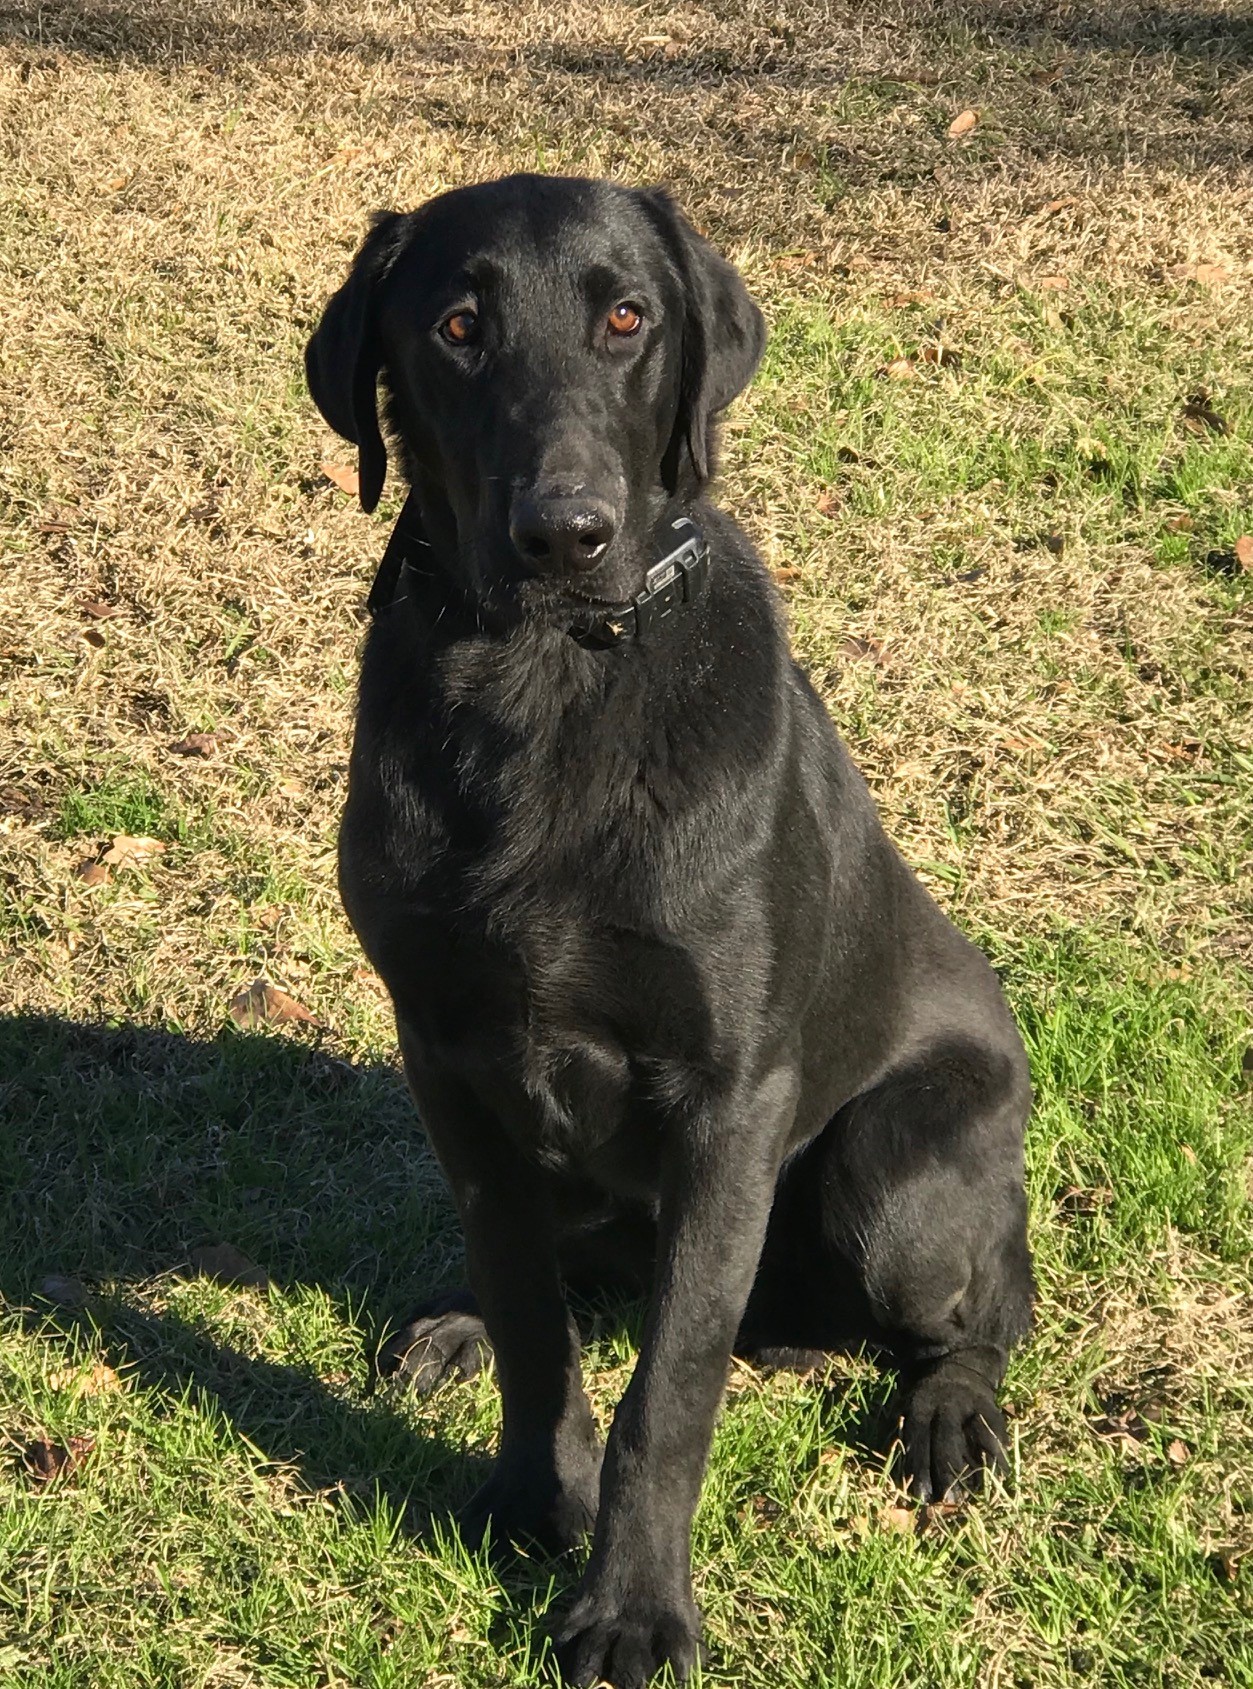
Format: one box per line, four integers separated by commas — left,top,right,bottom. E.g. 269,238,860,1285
555,1068,797,1688
402,1052,602,1556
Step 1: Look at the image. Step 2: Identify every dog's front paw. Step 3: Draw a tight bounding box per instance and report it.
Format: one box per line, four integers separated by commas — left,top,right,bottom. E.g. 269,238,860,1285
377,1291,492,1395
459,1447,601,1558
554,1581,703,1688
899,1358,1008,1502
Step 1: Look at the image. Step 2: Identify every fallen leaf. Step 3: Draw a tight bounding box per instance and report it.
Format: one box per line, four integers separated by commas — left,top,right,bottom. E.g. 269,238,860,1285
102,175,128,193
1168,261,1231,287
1044,196,1078,214
24,1435,95,1482
881,1505,916,1535
168,732,217,759
321,461,360,497
840,635,890,667
73,859,110,888
39,519,73,536
1179,1143,1198,1165
815,491,841,518
80,599,119,619
774,250,819,272
1091,1406,1151,1448
37,1274,89,1307
1038,274,1070,291
229,978,323,1031
101,835,166,868
773,566,803,584
189,1242,270,1290
1164,514,1194,534
82,628,106,649
48,1363,121,1396
947,109,978,138
1167,1438,1190,1466
879,358,916,380
1235,535,1253,570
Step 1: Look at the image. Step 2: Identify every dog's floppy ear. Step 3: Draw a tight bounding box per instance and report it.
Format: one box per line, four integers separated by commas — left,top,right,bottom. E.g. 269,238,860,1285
305,211,407,514
645,190,767,489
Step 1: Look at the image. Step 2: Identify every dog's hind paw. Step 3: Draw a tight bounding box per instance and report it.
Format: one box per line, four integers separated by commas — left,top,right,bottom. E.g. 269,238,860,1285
898,1355,1009,1502
377,1289,493,1394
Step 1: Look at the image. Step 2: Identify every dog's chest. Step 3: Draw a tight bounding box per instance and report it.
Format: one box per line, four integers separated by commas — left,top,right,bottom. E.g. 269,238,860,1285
373,893,712,1193
493,913,712,1188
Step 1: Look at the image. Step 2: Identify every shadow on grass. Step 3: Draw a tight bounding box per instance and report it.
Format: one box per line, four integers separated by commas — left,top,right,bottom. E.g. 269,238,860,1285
4,0,1250,70
2,0,1249,192
0,1014,500,1533
0,1011,899,1532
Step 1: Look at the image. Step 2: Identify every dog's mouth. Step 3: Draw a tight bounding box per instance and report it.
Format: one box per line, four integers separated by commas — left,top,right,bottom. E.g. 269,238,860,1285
496,545,646,614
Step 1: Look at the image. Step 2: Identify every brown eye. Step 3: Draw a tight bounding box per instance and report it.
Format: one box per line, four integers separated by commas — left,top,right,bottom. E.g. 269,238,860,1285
440,309,478,345
607,301,643,337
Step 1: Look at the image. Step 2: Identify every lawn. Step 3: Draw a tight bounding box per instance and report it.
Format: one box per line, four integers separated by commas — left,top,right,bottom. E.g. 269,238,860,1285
1,1,1252,1684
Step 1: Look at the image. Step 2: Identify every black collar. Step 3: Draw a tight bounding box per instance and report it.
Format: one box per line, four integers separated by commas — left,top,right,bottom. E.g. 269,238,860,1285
366,500,709,647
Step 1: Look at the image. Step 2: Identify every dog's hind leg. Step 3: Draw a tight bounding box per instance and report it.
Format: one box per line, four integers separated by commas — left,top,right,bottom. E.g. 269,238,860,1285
377,1286,493,1394
743,1034,1034,1500
379,1200,654,1394
824,1035,1034,1500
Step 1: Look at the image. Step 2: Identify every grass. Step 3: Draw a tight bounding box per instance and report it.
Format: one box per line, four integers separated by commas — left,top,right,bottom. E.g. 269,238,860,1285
1,0,1252,1684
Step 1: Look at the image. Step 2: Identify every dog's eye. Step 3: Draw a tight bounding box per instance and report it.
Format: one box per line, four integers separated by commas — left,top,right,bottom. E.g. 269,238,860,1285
440,309,478,346
607,302,643,338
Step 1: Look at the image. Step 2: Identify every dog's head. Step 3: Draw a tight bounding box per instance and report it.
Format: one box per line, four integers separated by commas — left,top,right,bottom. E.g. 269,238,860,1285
305,175,765,606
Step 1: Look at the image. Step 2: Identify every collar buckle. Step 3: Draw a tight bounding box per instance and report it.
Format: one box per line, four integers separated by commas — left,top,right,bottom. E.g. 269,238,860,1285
576,517,709,647
633,520,709,638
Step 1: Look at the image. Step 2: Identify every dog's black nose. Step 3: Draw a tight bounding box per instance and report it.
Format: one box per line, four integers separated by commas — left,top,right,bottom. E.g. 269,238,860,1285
509,494,616,574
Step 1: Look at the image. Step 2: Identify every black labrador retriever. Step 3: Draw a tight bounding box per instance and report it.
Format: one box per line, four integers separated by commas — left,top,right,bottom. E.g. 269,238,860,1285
306,174,1034,1688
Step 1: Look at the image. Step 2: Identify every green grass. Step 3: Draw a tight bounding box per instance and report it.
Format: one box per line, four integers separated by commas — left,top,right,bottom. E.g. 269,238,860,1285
752,292,1253,581
56,774,181,845
1,932,1250,1687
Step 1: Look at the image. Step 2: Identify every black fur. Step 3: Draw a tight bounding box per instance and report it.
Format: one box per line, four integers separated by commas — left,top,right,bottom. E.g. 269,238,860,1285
307,174,1034,1689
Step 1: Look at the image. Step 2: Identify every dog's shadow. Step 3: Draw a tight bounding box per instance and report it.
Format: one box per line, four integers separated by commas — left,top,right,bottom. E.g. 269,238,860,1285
1,1010,894,1607
1,1014,498,1536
